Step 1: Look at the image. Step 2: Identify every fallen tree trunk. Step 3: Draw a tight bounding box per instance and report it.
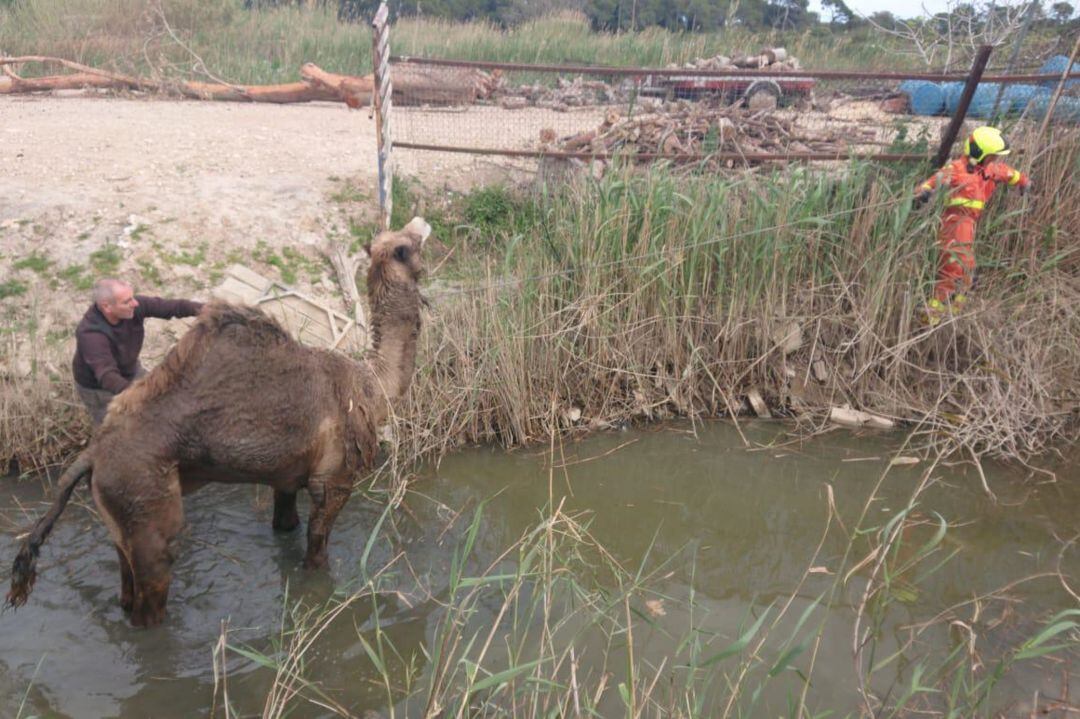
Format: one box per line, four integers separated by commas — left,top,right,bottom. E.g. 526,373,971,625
0,73,127,93
0,55,152,88
0,55,370,107
300,62,373,109
391,64,477,105
0,72,338,103
177,80,340,103
0,55,496,108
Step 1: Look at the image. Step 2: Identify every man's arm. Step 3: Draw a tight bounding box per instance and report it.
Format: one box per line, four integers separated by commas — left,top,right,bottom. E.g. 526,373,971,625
988,162,1031,192
79,332,130,394
136,296,204,320
915,164,951,206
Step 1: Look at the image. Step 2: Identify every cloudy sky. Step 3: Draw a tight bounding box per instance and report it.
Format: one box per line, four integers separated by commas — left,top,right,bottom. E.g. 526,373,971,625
807,0,954,19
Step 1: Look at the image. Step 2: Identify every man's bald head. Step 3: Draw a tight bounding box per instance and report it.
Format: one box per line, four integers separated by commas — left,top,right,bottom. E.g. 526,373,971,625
94,279,139,323
93,279,130,305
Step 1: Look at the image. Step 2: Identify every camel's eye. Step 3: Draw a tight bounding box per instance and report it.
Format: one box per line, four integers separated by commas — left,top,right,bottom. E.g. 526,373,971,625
394,245,411,263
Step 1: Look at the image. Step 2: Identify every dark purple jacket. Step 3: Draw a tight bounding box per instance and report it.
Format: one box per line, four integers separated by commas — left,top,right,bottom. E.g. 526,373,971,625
72,296,203,393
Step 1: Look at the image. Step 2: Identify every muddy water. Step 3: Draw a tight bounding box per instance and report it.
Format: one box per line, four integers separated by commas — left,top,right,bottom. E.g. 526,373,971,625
1,422,1077,717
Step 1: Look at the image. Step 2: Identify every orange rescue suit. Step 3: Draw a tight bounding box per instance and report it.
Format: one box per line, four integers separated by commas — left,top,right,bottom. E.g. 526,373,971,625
917,157,1030,302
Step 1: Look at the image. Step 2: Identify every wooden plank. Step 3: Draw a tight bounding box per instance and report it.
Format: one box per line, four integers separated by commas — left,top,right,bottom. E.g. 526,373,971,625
213,265,365,352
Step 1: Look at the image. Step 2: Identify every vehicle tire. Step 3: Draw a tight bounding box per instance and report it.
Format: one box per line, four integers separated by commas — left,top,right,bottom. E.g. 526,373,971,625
744,80,781,111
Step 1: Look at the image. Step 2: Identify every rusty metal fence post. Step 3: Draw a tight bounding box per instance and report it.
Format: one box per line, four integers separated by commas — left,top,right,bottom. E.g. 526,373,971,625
371,2,393,230
933,45,994,167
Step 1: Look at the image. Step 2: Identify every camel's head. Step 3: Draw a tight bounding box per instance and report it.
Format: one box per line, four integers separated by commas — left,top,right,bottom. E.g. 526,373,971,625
366,216,431,286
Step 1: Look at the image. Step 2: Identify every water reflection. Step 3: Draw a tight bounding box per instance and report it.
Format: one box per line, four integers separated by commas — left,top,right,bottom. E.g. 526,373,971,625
0,422,1076,717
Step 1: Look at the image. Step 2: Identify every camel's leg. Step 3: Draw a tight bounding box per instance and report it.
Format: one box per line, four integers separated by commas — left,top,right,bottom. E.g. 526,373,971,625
127,472,184,628
128,531,174,628
272,490,301,532
116,544,134,614
304,477,351,570
92,472,136,617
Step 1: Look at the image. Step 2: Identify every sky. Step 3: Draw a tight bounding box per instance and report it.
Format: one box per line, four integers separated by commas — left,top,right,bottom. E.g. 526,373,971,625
807,0,954,19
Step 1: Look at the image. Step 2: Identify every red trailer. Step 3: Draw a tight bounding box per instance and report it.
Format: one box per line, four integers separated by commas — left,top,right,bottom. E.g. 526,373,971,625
647,74,816,108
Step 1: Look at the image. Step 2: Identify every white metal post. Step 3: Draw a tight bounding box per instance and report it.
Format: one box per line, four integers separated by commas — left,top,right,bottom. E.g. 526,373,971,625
371,2,393,230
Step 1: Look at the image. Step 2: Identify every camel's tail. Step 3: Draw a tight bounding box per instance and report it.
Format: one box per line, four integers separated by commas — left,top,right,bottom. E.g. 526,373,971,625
7,452,93,609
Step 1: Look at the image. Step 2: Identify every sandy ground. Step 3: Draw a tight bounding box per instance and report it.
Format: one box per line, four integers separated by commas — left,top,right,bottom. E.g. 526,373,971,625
0,93,544,264
0,93,552,373
0,91,933,376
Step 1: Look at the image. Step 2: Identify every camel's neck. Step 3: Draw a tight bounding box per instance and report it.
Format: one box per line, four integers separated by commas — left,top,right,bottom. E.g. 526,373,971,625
365,280,421,419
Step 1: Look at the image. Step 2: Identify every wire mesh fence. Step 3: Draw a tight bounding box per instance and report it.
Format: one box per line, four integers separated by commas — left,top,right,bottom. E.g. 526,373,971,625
386,50,1079,173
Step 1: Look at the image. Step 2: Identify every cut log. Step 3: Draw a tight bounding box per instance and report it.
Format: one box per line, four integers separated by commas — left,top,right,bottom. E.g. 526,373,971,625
0,55,152,89
179,80,339,104
299,63,373,108
0,56,371,107
392,64,485,106
763,47,788,64
561,129,596,150
0,73,130,93
734,54,768,69
0,71,343,104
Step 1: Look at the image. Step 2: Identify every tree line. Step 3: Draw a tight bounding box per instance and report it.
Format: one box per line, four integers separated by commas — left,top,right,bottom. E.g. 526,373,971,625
243,0,1078,32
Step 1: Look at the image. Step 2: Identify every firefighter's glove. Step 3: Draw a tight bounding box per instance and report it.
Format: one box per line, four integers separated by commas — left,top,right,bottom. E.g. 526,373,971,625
914,190,932,208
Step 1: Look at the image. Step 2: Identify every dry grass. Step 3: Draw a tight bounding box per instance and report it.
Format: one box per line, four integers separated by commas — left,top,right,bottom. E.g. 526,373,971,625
2,128,1078,475
0,0,924,84
387,126,1080,477
0,336,89,473
209,429,1080,718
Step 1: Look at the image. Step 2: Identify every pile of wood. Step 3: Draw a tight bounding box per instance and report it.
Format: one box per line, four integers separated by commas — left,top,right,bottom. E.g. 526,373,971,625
542,100,876,165
492,47,803,112
495,75,634,112
669,47,801,73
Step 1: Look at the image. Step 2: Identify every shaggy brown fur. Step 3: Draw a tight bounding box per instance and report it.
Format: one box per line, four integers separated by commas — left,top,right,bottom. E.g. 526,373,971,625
7,218,430,627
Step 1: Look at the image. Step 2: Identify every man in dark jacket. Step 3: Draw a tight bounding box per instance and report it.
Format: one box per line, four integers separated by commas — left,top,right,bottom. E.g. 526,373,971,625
73,278,203,426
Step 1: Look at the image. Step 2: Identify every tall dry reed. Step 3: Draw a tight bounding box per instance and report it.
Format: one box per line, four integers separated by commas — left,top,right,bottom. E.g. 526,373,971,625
391,128,1080,475
212,432,1080,717
2,131,1077,473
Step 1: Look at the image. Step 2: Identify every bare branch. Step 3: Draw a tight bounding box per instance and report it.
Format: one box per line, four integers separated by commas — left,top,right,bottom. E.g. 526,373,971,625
862,0,1035,68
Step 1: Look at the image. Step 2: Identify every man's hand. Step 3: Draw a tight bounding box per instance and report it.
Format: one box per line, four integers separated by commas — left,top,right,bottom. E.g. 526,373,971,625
914,190,932,208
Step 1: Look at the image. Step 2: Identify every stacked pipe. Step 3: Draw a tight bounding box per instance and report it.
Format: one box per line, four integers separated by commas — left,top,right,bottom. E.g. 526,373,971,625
895,56,1080,123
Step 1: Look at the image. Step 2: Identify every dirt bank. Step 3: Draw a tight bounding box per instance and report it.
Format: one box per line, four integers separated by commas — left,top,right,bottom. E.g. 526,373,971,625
0,94,534,368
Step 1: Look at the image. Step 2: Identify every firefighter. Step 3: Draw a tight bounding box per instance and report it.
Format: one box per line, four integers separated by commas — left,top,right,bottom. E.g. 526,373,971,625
914,126,1031,325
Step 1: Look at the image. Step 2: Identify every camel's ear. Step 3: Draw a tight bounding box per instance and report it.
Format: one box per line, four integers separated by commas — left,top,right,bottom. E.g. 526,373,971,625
362,242,372,258
404,216,432,246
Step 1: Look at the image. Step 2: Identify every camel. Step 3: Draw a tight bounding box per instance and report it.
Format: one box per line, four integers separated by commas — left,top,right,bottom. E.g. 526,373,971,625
7,217,430,627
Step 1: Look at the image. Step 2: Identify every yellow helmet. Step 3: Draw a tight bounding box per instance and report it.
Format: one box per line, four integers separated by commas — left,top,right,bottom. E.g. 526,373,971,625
964,126,1010,163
